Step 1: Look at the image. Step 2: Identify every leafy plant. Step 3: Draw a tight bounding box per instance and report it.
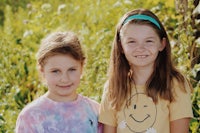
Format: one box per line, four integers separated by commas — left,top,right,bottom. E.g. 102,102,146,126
0,0,199,132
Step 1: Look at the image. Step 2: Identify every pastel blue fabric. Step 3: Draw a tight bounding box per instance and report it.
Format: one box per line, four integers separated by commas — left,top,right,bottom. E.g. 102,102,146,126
123,14,161,29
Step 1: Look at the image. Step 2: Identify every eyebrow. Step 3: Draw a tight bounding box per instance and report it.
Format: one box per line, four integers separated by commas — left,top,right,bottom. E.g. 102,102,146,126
49,67,60,70
126,36,156,40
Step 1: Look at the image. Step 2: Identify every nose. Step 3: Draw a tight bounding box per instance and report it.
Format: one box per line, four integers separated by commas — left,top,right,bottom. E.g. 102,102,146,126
60,73,70,83
135,42,146,51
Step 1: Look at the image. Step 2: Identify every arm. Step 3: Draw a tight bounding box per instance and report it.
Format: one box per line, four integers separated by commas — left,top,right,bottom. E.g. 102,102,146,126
15,115,35,133
103,124,116,133
170,118,191,133
169,79,193,133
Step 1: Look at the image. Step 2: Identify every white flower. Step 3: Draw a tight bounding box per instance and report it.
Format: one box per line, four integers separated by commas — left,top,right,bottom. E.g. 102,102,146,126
57,4,66,15
146,127,157,133
23,30,33,38
124,0,132,5
41,3,52,12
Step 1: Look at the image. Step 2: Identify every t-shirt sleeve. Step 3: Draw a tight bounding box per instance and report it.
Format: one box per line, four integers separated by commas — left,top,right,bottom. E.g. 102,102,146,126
99,93,117,127
15,110,35,133
169,79,193,121
15,97,44,133
84,97,103,133
85,97,100,115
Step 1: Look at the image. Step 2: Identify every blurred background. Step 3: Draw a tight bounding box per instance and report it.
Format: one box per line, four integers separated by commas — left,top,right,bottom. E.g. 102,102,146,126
0,0,199,132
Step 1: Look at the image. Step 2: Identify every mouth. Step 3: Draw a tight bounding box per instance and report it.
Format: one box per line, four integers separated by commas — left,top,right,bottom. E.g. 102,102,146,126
134,55,148,58
57,84,73,89
129,114,150,123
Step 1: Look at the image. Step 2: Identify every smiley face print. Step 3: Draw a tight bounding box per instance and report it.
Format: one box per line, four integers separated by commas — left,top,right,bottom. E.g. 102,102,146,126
123,93,157,133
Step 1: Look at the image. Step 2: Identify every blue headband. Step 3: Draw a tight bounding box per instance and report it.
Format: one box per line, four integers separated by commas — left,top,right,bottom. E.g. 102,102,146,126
122,14,161,29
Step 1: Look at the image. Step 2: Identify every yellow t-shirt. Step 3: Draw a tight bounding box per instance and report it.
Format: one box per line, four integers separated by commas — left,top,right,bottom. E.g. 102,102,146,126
99,79,193,133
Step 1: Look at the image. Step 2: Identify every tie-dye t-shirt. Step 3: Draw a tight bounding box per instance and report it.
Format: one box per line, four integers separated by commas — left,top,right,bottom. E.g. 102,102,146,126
15,94,102,133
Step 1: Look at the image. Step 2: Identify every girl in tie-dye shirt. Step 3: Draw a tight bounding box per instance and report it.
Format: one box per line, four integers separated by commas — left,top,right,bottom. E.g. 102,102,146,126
15,31,102,133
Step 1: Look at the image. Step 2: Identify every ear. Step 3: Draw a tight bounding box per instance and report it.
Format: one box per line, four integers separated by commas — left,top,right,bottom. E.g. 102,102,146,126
159,38,166,51
80,64,84,78
39,66,45,78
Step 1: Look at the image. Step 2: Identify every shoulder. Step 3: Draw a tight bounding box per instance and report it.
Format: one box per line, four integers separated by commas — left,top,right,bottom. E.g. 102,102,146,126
172,76,192,94
79,94,99,104
16,96,48,131
18,96,46,118
170,77,193,109
101,81,110,102
169,77,193,120
79,94,100,113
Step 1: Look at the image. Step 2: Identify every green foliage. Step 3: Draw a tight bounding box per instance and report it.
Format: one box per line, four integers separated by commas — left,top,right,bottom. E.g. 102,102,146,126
172,1,200,132
0,0,199,132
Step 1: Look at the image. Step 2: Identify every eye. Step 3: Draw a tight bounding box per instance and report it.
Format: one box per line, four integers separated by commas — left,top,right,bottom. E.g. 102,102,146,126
146,40,154,43
128,40,136,44
51,70,60,73
144,105,148,108
69,68,77,71
133,104,137,109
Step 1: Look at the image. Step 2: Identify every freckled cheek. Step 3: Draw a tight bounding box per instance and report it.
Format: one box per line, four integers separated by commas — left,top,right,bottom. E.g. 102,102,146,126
150,50,159,55
75,80,81,86
147,46,161,53
72,73,82,82
45,75,60,84
71,75,81,83
123,47,133,55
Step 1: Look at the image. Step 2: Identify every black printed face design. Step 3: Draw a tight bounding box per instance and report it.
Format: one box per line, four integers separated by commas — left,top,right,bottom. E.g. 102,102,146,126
123,93,157,133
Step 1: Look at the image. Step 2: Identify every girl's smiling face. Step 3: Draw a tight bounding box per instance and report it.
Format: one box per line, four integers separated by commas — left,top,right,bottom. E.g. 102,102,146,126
120,24,165,70
40,54,82,102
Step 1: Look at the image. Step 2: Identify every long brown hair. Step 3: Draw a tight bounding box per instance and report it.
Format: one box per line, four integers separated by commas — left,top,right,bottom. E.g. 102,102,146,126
106,9,187,110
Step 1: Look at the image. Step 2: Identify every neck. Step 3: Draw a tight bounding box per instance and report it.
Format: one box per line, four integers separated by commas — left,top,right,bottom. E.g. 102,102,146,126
45,91,78,102
132,66,153,85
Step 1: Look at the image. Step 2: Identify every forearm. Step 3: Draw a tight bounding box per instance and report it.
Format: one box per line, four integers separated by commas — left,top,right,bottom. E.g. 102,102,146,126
103,124,116,133
170,118,191,133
